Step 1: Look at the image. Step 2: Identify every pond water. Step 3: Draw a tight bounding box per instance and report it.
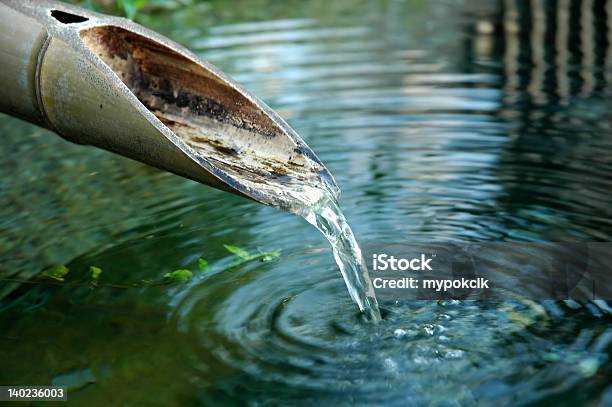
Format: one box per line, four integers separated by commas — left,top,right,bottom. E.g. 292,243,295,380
1,0,612,404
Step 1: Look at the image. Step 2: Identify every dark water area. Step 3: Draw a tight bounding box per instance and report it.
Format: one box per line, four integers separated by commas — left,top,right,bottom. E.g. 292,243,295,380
1,0,612,404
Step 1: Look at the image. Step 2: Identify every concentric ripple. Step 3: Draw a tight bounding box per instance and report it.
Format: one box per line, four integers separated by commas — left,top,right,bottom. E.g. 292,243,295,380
169,245,611,404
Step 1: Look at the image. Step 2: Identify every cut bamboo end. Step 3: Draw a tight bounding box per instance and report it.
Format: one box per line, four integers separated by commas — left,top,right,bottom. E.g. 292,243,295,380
0,0,340,211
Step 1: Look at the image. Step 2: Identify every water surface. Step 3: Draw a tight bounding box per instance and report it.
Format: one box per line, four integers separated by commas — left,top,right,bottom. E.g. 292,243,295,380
1,0,612,404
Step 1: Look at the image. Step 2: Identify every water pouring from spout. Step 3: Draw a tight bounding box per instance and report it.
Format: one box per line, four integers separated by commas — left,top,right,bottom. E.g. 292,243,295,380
302,193,381,321
0,0,381,319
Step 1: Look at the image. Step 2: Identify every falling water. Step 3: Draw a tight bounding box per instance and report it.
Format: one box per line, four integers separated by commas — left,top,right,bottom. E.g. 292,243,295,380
141,109,381,319
72,11,382,319
302,191,381,321
142,102,382,319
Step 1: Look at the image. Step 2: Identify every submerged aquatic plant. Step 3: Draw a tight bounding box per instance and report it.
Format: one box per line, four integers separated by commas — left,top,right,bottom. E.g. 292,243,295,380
164,269,193,283
223,244,251,259
88,266,103,288
41,265,70,282
0,244,280,292
224,244,281,267
197,258,209,271
89,266,103,280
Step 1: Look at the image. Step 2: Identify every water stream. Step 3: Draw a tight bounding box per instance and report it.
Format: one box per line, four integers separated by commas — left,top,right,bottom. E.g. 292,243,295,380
145,99,382,319
79,20,382,317
302,191,381,321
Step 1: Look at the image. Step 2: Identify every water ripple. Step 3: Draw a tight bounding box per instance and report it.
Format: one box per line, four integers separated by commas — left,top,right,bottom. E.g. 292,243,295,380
2,0,612,404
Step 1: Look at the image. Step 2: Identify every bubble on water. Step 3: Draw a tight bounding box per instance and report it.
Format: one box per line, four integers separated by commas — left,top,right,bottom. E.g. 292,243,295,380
413,356,430,365
384,357,398,372
394,328,407,338
439,300,461,307
423,324,447,336
435,324,447,334
441,348,465,359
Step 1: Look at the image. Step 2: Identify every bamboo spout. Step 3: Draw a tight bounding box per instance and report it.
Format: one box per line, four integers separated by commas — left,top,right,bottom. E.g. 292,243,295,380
0,0,339,211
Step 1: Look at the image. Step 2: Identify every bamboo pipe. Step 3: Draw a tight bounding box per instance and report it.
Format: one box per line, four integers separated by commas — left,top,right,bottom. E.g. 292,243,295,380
0,0,339,211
